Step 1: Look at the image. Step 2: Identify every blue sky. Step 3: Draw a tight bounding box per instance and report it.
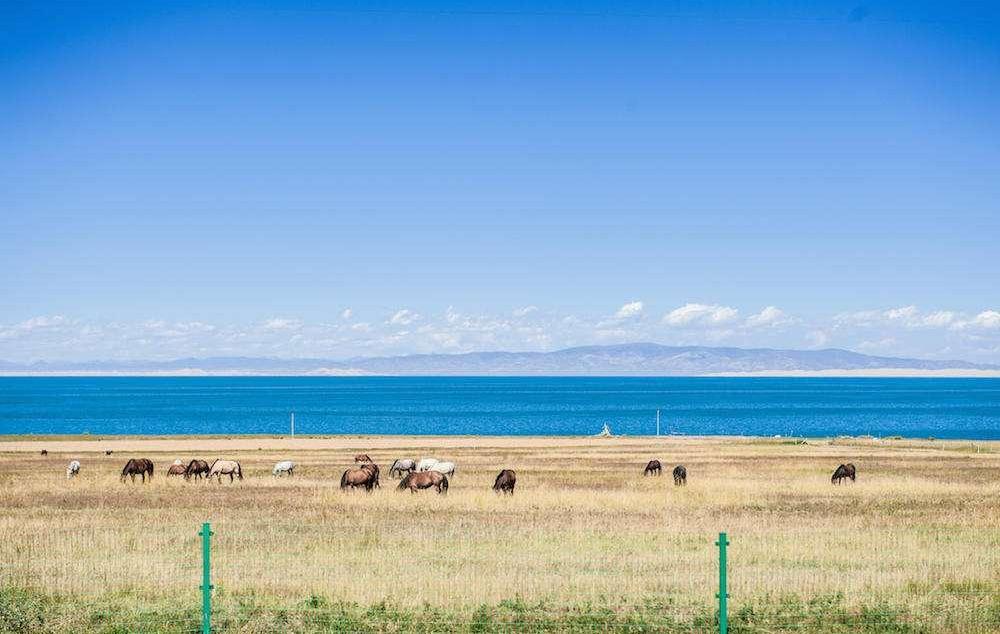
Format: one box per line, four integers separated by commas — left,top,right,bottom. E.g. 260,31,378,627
2,1,999,362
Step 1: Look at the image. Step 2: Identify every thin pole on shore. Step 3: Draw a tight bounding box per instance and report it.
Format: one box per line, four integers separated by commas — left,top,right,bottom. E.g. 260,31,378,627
656,409,660,436
290,412,295,438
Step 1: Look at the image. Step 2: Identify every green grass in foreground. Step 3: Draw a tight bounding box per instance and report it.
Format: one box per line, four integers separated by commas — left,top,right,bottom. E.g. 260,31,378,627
5,588,996,633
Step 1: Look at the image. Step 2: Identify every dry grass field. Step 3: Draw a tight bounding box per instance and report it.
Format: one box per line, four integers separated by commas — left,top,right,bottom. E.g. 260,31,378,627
1,435,999,633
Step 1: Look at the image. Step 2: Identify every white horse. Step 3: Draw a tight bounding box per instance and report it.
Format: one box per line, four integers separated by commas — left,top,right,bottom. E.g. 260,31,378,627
272,460,295,476
416,458,439,472
208,459,243,483
429,461,456,477
66,460,81,479
389,458,416,478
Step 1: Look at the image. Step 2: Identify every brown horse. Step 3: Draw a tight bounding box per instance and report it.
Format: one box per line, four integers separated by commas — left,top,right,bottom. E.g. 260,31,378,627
643,460,662,476
673,465,687,486
832,463,856,485
493,469,516,495
341,462,379,492
354,453,373,463
121,458,154,483
105,449,113,456
40,449,48,456
397,470,448,494
167,464,186,477
184,459,211,480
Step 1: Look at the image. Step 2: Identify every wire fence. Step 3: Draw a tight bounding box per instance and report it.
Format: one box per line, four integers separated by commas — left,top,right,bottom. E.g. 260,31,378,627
3,521,998,633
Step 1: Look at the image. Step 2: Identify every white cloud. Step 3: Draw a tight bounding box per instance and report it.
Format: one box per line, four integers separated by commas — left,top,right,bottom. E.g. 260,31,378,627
745,306,794,328
837,306,963,330
263,318,301,331
17,315,70,331
512,306,537,317
885,306,918,321
614,301,644,319
340,308,353,320
953,310,1000,331
388,309,419,326
806,330,830,348
663,303,739,326
922,311,955,327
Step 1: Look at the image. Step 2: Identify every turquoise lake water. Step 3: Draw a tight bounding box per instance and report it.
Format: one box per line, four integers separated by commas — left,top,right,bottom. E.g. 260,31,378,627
1,376,999,439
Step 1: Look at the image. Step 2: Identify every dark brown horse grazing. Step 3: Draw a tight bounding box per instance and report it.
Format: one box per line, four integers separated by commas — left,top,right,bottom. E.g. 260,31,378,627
832,463,857,485
397,470,448,494
167,464,186,477
493,469,516,495
643,460,662,476
40,449,48,456
105,450,113,456
184,459,211,480
672,465,687,486
341,462,379,492
354,453,373,463
121,458,154,483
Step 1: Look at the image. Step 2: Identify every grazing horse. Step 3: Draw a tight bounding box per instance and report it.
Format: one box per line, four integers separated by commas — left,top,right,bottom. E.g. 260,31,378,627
184,459,211,480
397,470,448,494
673,465,687,486
493,469,516,495
208,459,243,483
105,450,113,456
121,458,154,483
167,464,186,477
341,463,379,492
272,460,295,476
429,461,456,477
644,460,662,476
41,449,48,456
416,458,439,472
388,459,416,478
354,453,373,463
66,460,80,479
831,463,857,485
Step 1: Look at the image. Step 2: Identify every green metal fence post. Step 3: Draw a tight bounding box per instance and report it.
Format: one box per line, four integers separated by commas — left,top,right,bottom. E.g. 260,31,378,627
200,522,214,634
716,532,729,634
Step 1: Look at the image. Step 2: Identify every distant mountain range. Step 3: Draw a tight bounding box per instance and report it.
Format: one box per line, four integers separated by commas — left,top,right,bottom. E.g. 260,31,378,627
2,343,998,376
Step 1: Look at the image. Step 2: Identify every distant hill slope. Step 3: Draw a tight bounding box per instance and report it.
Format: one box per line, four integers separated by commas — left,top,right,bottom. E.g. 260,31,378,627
2,343,998,376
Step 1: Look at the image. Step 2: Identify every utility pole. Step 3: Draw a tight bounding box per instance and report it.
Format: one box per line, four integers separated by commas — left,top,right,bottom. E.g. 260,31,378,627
656,409,660,436
290,412,295,438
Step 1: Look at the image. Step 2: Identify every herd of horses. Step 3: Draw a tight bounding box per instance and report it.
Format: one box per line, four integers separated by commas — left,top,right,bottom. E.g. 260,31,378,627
52,449,858,489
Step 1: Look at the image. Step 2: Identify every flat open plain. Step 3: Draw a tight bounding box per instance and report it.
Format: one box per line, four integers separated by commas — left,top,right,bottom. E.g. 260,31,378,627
1,435,998,632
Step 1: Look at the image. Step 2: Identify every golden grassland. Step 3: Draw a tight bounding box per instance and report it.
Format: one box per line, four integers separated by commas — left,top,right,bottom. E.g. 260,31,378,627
1,435,999,632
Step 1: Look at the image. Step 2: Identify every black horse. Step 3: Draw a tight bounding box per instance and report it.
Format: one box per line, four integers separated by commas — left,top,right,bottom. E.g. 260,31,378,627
493,469,517,495
672,465,687,486
831,463,857,485
121,458,154,483
643,460,662,476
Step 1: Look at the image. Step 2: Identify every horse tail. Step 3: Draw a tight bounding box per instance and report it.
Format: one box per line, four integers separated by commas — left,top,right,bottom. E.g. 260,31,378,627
340,470,349,489
440,476,449,494
236,462,243,480
397,475,409,491
148,461,154,478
